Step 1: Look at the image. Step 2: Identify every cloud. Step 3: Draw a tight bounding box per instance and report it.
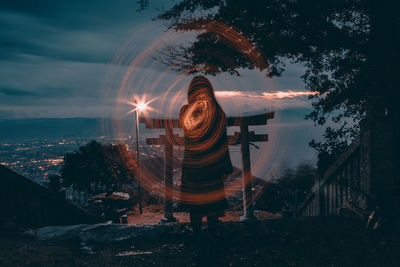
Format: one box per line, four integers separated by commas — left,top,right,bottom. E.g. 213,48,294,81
0,11,126,64
0,1,310,119
0,0,166,31
0,87,38,96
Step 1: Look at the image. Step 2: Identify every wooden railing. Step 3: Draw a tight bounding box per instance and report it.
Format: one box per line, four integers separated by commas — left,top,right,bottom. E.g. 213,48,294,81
298,101,397,219
296,136,367,217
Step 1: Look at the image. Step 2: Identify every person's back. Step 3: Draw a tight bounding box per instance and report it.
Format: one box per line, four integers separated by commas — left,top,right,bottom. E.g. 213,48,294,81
179,76,233,235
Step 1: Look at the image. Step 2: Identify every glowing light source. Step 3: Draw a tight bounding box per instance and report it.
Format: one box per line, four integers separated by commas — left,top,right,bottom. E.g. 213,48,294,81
123,94,156,116
117,94,156,215
136,101,148,111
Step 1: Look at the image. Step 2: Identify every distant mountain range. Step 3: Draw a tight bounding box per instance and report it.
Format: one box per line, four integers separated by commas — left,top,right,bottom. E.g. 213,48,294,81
0,108,314,140
0,108,323,171
0,118,107,140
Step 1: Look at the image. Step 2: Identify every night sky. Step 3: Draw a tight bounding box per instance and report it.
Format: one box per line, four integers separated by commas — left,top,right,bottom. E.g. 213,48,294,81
0,0,312,119
0,1,324,172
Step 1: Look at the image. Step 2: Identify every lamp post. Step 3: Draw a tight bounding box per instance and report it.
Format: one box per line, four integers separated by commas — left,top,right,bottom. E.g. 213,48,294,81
134,100,148,215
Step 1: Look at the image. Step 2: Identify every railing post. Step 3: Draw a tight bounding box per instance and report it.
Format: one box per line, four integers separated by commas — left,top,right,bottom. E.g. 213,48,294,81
318,176,325,216
324,185,328,215
329,184,332,213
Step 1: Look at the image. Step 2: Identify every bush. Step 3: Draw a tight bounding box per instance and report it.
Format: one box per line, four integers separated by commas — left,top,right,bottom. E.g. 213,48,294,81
255,163,316,213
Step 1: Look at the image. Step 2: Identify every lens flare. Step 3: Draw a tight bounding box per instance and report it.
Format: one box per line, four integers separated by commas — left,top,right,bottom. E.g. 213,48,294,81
123,95,156,116
136,102,148,111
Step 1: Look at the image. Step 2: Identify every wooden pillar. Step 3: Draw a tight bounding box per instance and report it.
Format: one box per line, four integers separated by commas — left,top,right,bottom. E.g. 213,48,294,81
160,126,178,223
240,122,255,221
362,96,396,216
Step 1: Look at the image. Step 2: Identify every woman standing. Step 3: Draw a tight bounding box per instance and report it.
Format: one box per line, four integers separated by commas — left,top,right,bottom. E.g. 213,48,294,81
179,76,233,235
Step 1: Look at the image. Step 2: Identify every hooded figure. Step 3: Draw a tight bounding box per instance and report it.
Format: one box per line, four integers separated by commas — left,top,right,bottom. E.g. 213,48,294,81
179,76,233,234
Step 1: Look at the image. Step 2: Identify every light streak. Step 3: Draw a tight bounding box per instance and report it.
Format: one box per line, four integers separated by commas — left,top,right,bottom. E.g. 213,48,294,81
215,90,317,99
261,90,317,99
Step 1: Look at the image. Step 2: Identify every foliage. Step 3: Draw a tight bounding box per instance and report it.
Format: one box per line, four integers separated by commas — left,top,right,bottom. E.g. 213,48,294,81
151,0,400,158
46,174,62,192
255,163,316,213
136,0,149,11
60,140,138,196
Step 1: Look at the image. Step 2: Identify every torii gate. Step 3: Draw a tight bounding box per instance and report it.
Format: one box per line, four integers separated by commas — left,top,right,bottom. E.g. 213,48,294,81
139,112,274,222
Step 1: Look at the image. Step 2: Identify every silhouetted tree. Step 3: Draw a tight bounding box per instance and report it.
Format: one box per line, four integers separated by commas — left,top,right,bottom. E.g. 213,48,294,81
46,174,62,192
152,0,400,159
137,0,149,11
60,140,138,196
256,163,316,213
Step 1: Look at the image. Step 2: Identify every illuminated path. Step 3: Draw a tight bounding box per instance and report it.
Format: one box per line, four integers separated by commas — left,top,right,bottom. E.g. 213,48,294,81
126,210,280,225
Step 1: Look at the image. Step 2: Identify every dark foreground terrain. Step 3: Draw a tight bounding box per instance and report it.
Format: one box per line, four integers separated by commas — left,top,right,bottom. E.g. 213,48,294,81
1,217,399,267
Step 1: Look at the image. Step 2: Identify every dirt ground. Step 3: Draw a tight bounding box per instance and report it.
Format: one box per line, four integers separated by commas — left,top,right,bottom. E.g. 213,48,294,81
126,206,280,224
1,216,399,267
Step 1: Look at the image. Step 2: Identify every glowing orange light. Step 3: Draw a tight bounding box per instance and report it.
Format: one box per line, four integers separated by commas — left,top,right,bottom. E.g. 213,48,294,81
124,94,156,115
